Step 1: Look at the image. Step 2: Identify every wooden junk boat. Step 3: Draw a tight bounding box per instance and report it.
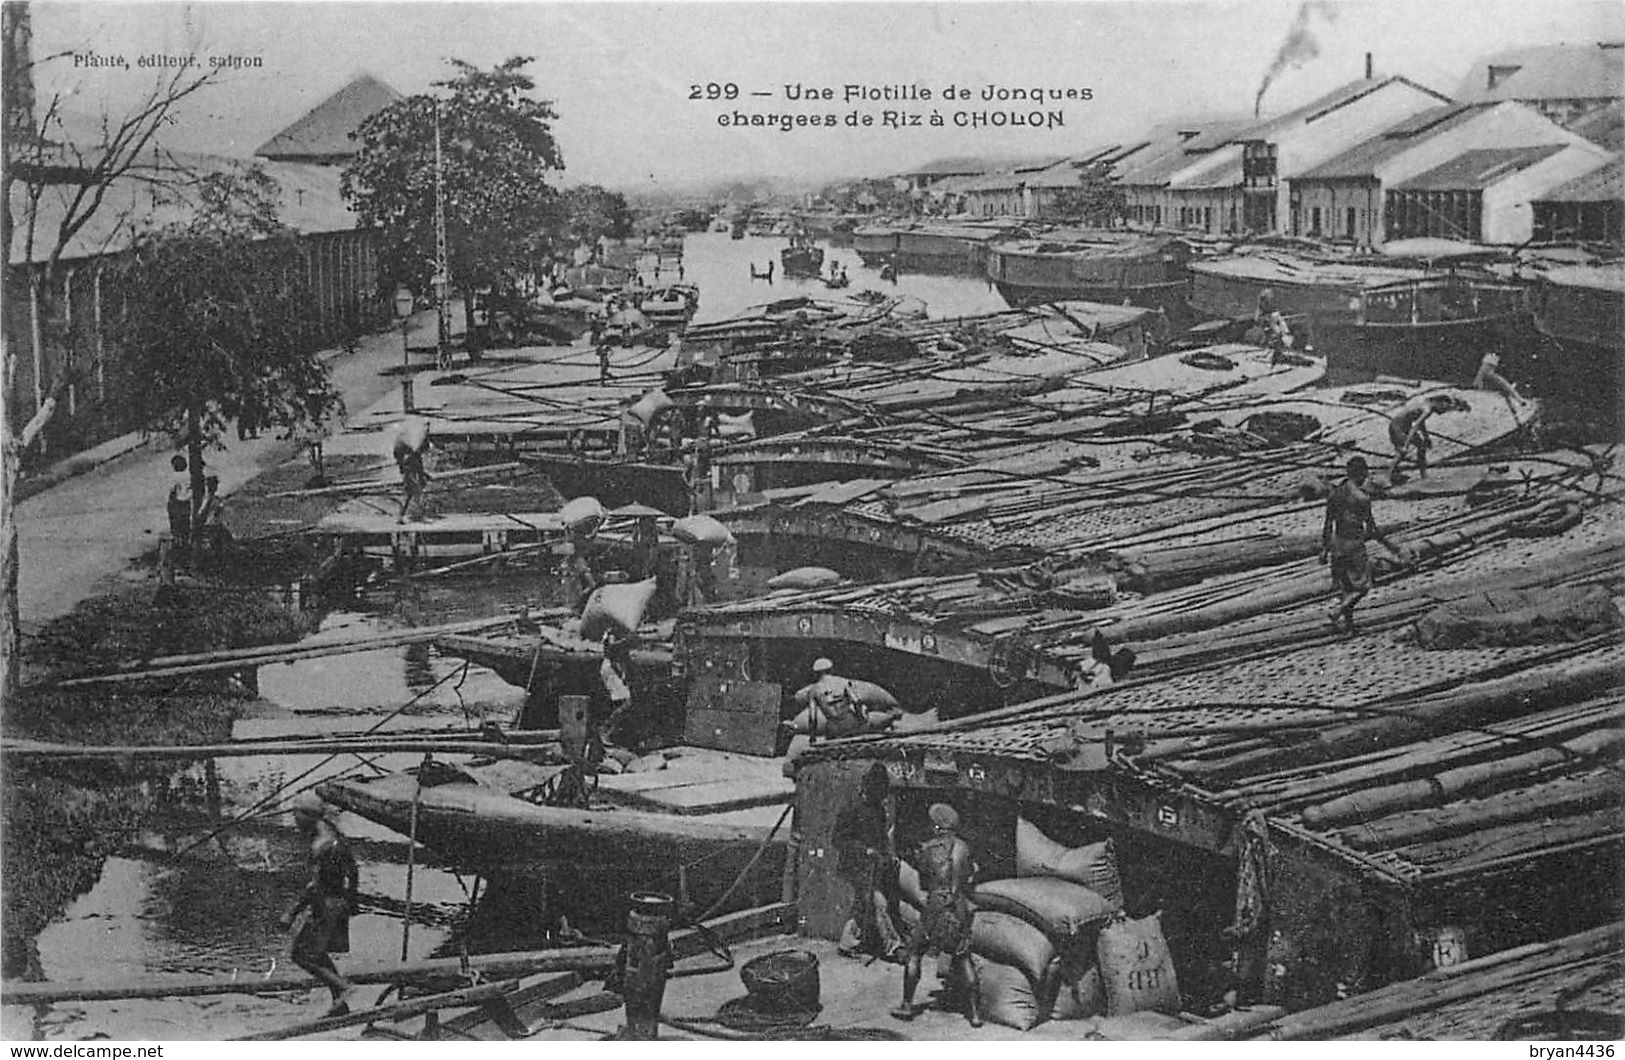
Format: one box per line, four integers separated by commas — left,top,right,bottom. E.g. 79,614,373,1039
637,283,700,330
777,466,1622,1020
780,232,825,276
315,744,793,909
1186,240,1531,379
1527,259,1624,408
984,229,1195,318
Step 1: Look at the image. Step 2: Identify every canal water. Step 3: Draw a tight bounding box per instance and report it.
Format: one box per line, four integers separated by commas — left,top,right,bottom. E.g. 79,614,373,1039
7,232,1011,1041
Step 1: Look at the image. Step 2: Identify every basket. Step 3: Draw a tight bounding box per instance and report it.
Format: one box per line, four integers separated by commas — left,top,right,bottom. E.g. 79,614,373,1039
739,949,821,1012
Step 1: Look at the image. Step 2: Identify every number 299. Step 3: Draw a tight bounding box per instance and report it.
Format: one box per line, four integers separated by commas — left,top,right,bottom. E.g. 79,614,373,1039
690,82,739,100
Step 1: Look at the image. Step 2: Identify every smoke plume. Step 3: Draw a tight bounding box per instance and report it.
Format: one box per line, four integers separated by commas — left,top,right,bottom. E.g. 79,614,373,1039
1254,1,1341,118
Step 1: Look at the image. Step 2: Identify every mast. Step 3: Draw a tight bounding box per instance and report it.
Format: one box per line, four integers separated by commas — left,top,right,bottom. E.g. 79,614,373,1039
433,97,451,369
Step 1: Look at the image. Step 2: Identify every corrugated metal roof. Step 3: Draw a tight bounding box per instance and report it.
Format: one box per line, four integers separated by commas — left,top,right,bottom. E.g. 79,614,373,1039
1166,142,1244,189
1294,104,1490,181
255,73,402,162
1392,144,1568,190
1458,43,1625,104
1026,161,1085,190
1566,99,1625,152
1116,123,1253,186
1535,156,1624,203
1249,76,1452,141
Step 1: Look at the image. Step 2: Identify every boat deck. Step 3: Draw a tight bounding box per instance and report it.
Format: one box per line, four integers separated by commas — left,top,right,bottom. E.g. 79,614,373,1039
378,933,1259,1042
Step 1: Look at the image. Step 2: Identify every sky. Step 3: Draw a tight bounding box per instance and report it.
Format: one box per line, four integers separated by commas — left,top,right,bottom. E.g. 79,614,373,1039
24,0,1625,190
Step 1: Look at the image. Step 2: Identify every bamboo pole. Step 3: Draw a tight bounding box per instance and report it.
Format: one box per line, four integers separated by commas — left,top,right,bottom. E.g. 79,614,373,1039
52,615,533,687
2,737,565,763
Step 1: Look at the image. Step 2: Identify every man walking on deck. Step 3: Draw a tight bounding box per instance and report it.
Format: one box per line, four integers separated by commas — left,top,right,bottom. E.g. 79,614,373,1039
284,792,360,1017
1320,456,1407,634
834,763,904,963
893,803,981,1027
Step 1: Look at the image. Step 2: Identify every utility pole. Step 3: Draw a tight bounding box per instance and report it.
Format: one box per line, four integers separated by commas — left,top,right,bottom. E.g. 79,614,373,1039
433,97,451,371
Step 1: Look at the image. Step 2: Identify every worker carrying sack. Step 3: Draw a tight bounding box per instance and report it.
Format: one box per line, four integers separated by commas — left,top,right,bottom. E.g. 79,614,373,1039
559,496,606,537
627,389,674,427
578,577,657,642
1015,818,1125,909
672,513,734,547
1096,911,1181,1016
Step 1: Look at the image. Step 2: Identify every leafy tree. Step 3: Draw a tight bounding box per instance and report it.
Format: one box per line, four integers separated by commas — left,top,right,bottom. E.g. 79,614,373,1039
1051,169,1127,227
107,168,338,519
562,184,634,245
342,57,564,355
820,177,911,214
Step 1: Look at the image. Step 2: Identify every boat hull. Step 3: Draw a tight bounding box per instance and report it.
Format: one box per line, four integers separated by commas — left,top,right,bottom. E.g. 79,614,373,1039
986,238,1194,322
527,455,690,516
317,773,789,899
1188,259,1534,383
781,246,825,276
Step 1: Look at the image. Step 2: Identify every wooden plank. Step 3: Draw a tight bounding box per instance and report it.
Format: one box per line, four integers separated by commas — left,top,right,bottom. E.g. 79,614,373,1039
1256,926,1622,1040
429,971,582,1039
1,948,622,1006
235,979,522,1041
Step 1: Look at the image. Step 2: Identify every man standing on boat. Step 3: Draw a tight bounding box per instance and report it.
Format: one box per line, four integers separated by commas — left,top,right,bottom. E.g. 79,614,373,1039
599,630,636,749
834,763,904,963
807,657,867,739
1320,456,1407,634
284,792,360,1017
1388,394,1452,484
892,802,981,1027
1255,288,1293,363
393,416,432,524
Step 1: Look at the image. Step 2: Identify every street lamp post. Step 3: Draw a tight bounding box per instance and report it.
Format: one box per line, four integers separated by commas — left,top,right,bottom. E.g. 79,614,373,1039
394,286,416,412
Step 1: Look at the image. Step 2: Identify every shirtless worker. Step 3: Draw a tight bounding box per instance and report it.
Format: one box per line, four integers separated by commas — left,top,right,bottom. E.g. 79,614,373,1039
892,802,981,1027
1320,456,1408,634
394,416,432,524
1388,394,1452,484
284,792,360,1016
806,657,868,740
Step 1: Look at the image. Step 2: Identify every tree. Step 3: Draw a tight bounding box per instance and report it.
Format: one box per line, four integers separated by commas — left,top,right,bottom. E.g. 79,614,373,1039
1051,169,1127,227
342,57,564,356
562,184,634,245
3,2,215,702
107,168,338,523
819,177,911,215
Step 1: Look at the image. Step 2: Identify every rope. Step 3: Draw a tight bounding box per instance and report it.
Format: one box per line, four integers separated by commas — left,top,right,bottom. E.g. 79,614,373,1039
170,659,473,859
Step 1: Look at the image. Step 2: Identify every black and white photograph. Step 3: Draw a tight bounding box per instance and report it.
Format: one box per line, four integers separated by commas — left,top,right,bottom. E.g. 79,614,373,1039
2,0,1621,1044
